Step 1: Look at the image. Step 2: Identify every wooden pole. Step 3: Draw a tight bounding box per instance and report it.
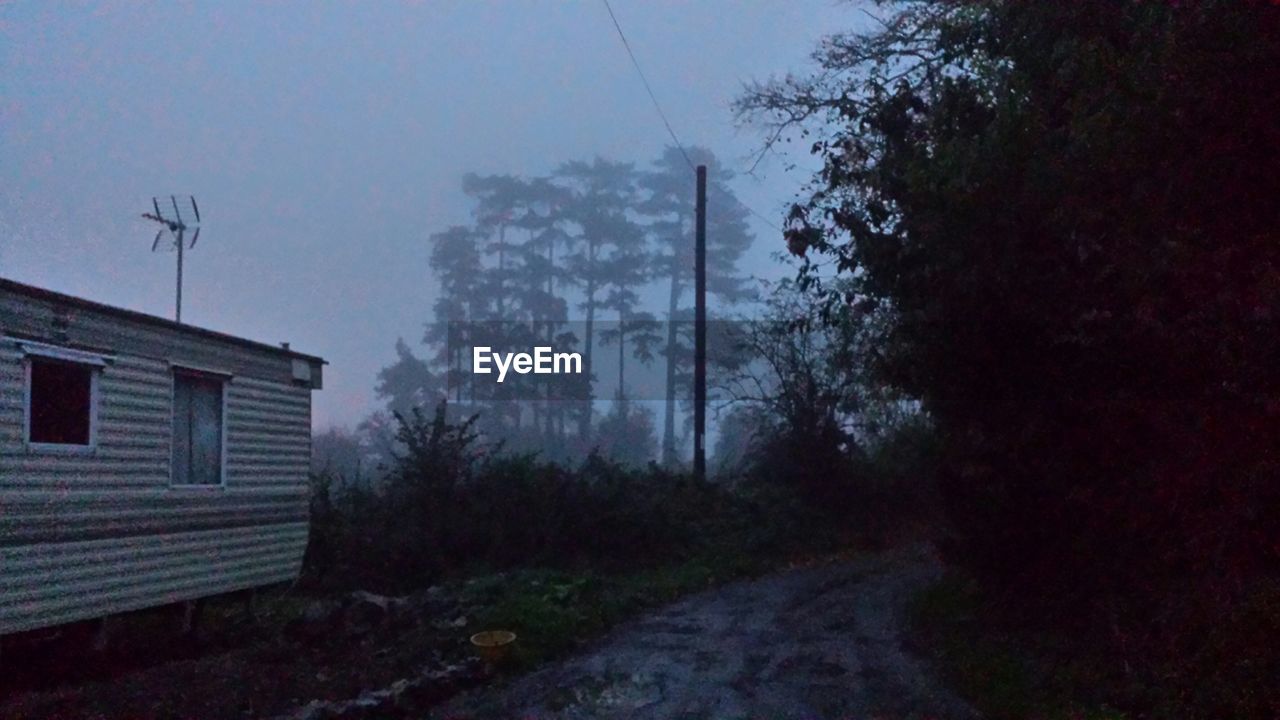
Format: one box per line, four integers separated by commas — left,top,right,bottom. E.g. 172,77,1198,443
694,165,707,482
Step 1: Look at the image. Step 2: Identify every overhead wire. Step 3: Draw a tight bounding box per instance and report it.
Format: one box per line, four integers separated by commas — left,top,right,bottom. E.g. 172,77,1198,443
600,0,695,172
598,0,786,234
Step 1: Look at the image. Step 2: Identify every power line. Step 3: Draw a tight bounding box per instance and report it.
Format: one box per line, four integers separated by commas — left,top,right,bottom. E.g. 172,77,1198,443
598,0,785,234
600,0,695,171
728,189,784,233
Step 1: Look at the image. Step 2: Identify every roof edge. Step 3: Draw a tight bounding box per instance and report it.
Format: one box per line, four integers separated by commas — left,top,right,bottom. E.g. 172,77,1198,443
0,277,326,365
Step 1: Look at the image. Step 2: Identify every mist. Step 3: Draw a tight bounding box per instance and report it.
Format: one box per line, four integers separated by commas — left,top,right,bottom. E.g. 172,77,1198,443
0,1,861,430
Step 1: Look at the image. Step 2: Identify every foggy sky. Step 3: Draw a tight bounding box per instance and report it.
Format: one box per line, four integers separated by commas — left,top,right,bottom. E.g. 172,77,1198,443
1,1,866,429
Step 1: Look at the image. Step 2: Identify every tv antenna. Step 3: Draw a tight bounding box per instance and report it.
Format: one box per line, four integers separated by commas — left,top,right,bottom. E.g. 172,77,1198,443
142,195,201,323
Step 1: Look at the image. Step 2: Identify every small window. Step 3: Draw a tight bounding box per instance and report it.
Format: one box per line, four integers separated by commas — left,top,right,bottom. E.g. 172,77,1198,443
28,357,95,446
172,370,225,486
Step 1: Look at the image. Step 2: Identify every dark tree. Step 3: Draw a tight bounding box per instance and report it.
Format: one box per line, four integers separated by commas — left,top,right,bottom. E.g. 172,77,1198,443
640,146,755,466
592,389,659,467
423,225,486,405
554,158,647,438
739,2,1280,710
375,338,441,418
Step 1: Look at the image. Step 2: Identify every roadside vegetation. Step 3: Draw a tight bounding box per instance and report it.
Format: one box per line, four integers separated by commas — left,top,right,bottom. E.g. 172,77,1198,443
303,393,937,669
738,2,1280,718
7,3,1274,718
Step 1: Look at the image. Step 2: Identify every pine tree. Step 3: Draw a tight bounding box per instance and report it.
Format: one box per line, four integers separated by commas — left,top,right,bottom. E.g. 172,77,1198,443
423,225,486,406
639,146,754,465
598,294,661,400
553,158,646,439
375,338,441,417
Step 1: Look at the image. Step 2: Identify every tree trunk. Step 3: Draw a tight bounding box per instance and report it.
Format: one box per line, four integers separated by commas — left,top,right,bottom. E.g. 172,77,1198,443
545,238,557,444
581,238,598,439
662,264,682,467
496,223,506,318
618,321,626,398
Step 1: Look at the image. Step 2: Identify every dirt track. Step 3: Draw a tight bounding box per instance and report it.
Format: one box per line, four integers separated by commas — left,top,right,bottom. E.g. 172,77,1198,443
435,545,975,720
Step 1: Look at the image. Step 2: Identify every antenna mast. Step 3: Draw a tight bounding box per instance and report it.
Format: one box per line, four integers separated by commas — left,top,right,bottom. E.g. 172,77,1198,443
142,195,202,322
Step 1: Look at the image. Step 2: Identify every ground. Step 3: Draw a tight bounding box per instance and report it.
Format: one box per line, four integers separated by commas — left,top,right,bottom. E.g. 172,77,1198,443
0,587,483,720
435,544,974,720
0,545,971,720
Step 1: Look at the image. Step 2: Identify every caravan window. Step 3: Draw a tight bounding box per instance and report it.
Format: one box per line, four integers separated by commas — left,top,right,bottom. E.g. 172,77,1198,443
172,370,225,486
27,358,95,446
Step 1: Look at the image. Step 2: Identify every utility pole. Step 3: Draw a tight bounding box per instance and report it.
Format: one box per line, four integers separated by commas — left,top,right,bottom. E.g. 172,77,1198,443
694,165,707,483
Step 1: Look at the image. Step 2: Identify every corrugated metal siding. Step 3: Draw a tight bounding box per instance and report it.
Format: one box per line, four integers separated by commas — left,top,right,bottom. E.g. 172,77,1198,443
0,523,308,633
227,378,313,490
0,285,318,635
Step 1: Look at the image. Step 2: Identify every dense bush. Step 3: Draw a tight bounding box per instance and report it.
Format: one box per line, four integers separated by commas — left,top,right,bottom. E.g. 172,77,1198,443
716,278,941,527
741,406,941,548
305,402,813,594
740,2,1280,715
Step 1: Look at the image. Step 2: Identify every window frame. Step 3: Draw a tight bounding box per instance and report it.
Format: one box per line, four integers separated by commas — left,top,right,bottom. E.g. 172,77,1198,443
20,343,109,455
168,365,231,490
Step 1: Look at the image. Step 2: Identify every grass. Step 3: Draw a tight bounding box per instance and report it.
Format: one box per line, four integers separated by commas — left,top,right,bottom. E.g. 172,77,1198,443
459,548,780,673
442,479,853,675
910,575,1131,720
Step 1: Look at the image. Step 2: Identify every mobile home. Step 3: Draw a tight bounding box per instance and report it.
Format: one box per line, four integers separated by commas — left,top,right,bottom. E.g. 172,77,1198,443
0,278,324,636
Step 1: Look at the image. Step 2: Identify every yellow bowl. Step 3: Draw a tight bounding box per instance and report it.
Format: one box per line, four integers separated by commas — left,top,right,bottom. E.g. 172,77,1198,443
470,630,517,663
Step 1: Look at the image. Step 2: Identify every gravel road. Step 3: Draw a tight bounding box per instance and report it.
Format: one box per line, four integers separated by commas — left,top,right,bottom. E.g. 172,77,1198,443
434,545,975,720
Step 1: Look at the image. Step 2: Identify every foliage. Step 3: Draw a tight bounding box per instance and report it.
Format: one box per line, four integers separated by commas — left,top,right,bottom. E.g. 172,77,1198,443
640,146,757,463
375,148,754,465
709,403,769,479
912,575,1130,720
716,278,871,501
305,401,818,595
590,393,659,467
717,278,935,528
310,426,375,487
374,338,442,417
916,572,1280,720
461,551,769,673
739,1,1280,715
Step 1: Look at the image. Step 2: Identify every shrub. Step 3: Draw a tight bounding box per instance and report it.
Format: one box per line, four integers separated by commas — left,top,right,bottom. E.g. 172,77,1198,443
304,401,795,594
738,403,942,548
740,4,1280,713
